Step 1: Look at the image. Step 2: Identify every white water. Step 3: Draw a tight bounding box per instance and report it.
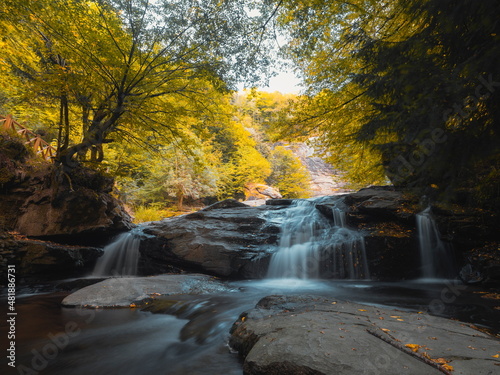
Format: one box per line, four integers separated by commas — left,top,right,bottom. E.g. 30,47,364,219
416,207,454,279
93,231,141,276
267,199,370,280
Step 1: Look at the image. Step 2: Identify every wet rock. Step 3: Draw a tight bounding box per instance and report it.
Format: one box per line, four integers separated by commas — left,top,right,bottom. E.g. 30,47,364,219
139,200,282,278
230,295,500,375
265,199,295,206
61,274,229,308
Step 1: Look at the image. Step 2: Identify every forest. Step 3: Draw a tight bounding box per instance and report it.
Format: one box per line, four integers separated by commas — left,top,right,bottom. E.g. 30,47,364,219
1,0,499,216
2,2,500,375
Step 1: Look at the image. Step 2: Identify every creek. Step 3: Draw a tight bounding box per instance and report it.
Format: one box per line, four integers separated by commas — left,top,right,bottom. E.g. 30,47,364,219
2,277,499,375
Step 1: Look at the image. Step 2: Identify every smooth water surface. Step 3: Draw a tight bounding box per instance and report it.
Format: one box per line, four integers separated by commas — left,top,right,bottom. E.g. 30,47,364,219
2,279,499,375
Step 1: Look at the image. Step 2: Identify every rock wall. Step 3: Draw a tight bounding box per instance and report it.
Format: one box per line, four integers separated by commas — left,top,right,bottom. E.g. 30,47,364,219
0,229,102,284
136,187,499,284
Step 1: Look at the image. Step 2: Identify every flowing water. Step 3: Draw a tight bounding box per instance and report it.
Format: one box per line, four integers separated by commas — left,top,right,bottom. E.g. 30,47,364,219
2,279,499,375
267,198,369,279
92,229,142,277
2,202,489,374
416,207,455,279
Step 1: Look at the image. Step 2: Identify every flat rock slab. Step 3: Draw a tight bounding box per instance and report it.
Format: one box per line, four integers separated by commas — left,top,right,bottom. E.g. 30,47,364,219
61,274,230,308
230,295,500,375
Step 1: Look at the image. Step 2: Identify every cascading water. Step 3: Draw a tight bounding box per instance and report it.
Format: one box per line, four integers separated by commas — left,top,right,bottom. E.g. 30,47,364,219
416,207,455,279
92,229,141,276
267,198,369,280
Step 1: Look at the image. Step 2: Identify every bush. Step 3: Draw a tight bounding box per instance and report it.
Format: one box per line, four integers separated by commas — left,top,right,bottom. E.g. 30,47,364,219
132,205,176,223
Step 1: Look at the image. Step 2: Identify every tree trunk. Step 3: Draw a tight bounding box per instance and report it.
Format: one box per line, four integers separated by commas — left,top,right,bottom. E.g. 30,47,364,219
177,192,184,211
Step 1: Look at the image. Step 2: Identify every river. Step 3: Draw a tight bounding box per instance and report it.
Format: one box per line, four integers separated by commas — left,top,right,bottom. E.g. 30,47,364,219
1,278,499,375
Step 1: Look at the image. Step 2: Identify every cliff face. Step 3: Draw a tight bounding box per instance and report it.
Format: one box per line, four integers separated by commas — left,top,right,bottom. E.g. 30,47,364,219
280,142,351,196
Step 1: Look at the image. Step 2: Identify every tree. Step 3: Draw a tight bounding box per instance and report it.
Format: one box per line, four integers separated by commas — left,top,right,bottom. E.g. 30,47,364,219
136,146,218,210
273,0,500,203
267,145,311,198
1,0,275,168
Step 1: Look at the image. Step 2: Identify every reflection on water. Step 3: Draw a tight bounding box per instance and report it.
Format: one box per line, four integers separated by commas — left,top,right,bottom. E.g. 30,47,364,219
1,279,499,375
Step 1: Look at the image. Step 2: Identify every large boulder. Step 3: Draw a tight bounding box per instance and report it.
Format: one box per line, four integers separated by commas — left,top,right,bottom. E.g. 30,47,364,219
244,183,282,200
0,144,133,243
138,199,282,278
313,188,422,280
14,184,133,241
230,295,500,375
61,274,229,308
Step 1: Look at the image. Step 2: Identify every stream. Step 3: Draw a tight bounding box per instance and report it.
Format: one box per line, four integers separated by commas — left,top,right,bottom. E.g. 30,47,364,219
2,278,499,375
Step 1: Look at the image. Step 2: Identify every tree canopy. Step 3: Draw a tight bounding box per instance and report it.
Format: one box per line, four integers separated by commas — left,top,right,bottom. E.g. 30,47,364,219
2,0,499,212
274,0,500,205
0,0,275,167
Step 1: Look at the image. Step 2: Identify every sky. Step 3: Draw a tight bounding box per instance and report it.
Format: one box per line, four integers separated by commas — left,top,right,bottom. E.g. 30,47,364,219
260,71,303,94
238,69,303,94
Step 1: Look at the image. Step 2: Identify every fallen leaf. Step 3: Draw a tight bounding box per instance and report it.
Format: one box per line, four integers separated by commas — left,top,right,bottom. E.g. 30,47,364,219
358,309,367,312
492,354,500,358
397,319,404,322
381,328,391,332
405,344,423,352
434,358,450,364
442,364,454,371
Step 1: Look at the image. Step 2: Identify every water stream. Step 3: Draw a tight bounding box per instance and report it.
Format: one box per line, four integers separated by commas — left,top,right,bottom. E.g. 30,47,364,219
267,198,369,279
92,229,141,277
3,279,499,375
416,207,455,279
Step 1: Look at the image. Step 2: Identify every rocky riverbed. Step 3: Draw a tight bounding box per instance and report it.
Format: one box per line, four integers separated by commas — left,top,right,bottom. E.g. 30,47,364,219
57,274,500,375
230,294,500,375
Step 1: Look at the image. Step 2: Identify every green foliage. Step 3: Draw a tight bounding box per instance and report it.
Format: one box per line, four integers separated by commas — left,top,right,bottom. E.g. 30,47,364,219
266,146,311,198
275,0,500,203
132,205,177,224
0,0,276,167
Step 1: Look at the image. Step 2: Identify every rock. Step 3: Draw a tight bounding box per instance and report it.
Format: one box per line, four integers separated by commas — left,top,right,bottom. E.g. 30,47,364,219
0,231,102,283
265,199,295,206
230,295,500,375
61,274,229,308
14,186,133,241
138,200,283,278
245,183,282,200
313,189,422,280
0,138,133,243
201,198,249,211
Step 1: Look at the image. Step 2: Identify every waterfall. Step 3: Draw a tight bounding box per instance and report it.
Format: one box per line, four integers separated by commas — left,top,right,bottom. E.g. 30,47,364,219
267,199,369,280
93,230,141,277
416,207,454,279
